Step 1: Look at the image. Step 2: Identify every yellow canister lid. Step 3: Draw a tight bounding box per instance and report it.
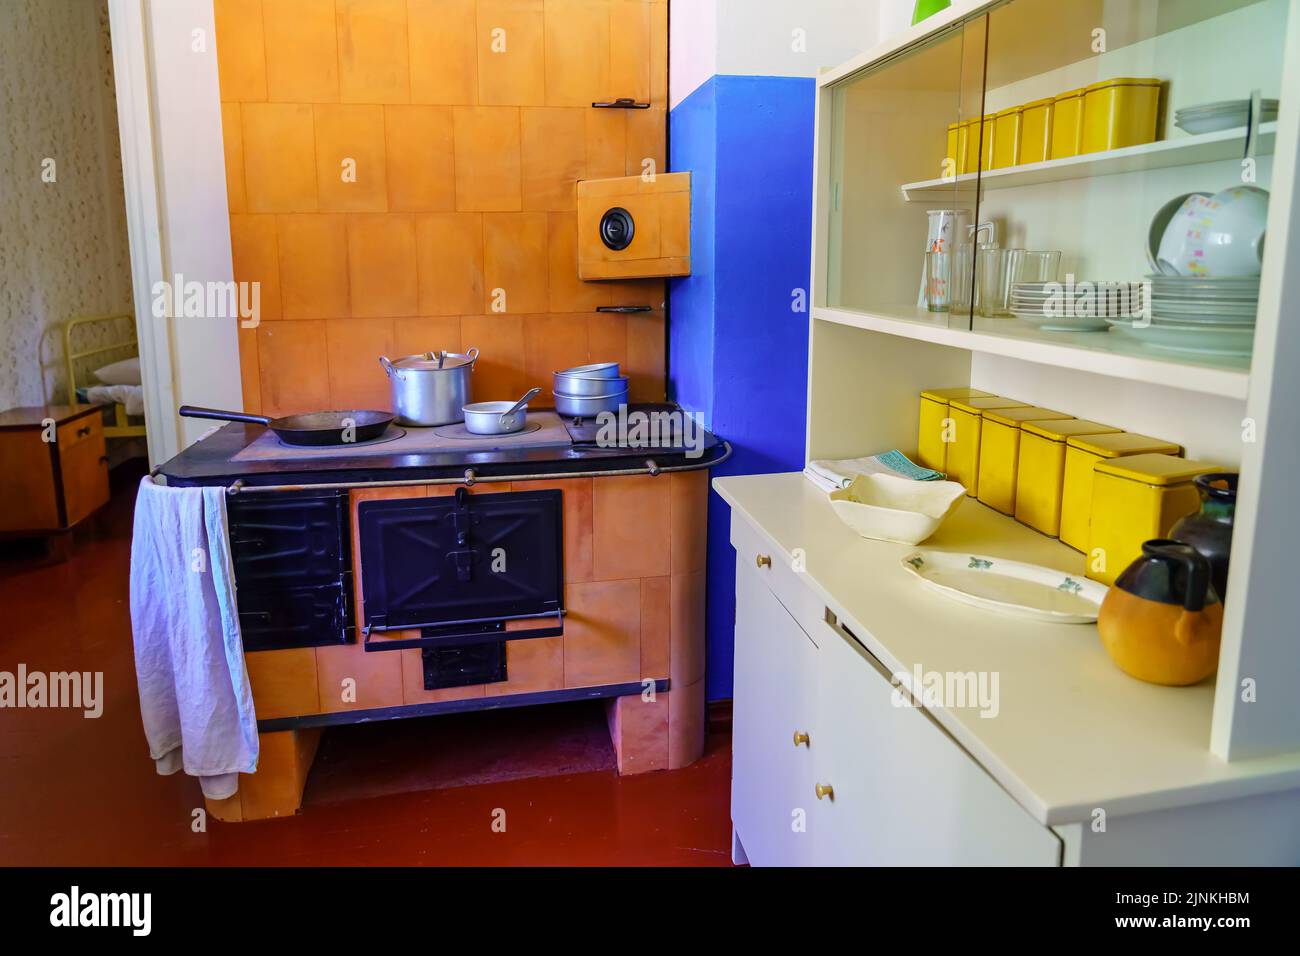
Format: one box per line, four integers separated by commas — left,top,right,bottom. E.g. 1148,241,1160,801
947,121,961,131
920,387,993,403
1022,419,1121,442
1054,87,1086,101
983,407,1072,427
1093,453,1220,486
950,396,1027,415
994,105,1024,118
1021,96,1056,110
1066,432,1182,457
1084,76,1162,92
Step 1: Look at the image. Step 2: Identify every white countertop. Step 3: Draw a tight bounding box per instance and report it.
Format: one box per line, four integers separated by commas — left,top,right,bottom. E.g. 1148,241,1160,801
714,472,1300,826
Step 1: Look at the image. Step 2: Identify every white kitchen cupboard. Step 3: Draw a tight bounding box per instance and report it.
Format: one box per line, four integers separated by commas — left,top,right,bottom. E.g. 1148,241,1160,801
719,476,1300,866
721,0,1300,868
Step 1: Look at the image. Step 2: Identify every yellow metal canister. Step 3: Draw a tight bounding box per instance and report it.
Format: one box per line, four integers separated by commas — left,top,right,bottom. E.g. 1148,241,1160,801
1060,432,1182,551
1015,419,1122,536
1081,76,1162,153
946,396,1030,497
976,407,1073,515
917,387,993,473
946,122,967,175
992,105,1024,169
1050,87,1086,160
980,113,997,171
1019,96,1055,164
962,118,981,175
1086,453,1219,585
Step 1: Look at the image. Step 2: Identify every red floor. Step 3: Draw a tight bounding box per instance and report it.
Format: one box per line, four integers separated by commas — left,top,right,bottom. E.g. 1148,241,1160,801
0,464,734,866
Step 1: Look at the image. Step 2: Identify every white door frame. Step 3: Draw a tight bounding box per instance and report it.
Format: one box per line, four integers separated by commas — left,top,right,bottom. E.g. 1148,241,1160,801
108,0,243,467
108,0,179,467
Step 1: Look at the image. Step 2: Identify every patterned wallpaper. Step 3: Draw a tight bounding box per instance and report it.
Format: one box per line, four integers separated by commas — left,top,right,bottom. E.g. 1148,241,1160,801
0,0,133,409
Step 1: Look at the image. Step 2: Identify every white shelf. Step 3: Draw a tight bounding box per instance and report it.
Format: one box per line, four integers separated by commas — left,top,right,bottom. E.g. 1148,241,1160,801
714,473,1300,824
814,305,1251,400
901,123,1278,202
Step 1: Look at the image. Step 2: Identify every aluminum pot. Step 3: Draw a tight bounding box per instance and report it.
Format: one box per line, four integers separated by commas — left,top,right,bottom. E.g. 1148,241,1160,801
553,371,629,397
552,387,628,418
380,348,478,426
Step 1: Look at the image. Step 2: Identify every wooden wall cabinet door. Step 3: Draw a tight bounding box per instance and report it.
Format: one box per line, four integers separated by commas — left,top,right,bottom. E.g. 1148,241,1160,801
575,172,690,279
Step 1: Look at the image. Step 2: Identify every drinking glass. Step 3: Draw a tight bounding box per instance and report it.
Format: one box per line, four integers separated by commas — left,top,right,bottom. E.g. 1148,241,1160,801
924,251,951,313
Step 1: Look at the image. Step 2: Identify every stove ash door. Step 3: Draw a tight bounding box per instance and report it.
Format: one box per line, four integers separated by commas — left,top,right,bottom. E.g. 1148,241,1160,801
357,487,564,648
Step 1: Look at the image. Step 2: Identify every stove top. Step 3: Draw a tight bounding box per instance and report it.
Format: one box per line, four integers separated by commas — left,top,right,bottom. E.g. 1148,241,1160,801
233,412,573,463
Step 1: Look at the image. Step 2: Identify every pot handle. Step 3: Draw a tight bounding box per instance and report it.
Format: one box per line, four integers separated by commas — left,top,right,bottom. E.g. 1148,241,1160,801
1143,540,1210,612
465,347,479,367
380,356,397,379
502,387,542,423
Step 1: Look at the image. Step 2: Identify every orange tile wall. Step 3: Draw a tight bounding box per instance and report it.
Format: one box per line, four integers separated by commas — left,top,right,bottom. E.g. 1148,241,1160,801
214,0,668,416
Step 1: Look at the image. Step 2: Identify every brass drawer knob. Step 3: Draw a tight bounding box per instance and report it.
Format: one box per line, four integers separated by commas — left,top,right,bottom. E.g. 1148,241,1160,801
756,554,772,569
792,731,810,748
815,783,834,801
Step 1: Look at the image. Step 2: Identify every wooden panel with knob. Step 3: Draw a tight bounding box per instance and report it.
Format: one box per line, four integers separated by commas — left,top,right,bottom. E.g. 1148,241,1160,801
575,172,690,279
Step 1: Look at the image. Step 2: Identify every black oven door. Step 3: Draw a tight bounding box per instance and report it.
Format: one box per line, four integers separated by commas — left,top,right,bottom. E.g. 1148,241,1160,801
357,487,563,649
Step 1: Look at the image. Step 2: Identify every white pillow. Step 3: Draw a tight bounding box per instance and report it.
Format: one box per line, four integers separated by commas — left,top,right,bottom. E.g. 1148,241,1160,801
93,357,142,386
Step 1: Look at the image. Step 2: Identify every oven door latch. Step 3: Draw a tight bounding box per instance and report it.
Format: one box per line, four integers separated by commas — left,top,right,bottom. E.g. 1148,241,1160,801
449,548,477,582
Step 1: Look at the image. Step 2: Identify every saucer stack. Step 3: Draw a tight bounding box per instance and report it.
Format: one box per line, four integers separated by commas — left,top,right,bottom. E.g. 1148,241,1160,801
1106,275,1258,357
1174,99,1279,135
1009,281,1143,332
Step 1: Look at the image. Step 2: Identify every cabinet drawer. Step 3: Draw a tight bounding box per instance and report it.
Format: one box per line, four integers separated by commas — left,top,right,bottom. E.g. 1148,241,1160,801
812,613,1061,866
57,421,109,526
729,512,823,641
56,413,103,451
0,431,58,531
731,560,819,866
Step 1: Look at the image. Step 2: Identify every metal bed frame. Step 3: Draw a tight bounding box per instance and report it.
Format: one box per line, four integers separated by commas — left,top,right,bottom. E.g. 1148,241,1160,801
62,312,146,439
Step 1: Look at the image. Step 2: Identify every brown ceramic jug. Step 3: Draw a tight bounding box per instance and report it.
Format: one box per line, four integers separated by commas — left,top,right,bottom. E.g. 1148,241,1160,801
1170,472,1237,602
1097,540,1223,686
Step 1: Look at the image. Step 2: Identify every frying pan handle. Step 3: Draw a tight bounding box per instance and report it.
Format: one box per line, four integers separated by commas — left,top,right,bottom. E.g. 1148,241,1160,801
178,405,273,427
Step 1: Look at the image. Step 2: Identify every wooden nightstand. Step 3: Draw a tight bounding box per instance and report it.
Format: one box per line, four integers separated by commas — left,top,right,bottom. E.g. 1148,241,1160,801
0,405,111,556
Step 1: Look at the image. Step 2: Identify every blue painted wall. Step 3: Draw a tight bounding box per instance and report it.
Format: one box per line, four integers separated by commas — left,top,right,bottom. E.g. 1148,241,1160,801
669,75,816,701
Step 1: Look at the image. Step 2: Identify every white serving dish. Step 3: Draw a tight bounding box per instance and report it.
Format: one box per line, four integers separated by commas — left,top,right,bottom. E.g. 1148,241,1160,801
829,473,966,545
899,550,1108,624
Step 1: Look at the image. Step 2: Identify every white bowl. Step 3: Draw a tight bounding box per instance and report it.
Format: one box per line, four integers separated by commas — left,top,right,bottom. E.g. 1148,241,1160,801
829,473,967,546
1156,186,1269,278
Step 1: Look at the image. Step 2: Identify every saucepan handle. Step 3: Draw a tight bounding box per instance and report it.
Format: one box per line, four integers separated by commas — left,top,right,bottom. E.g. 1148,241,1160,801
178,405,272,427
380,356,397,379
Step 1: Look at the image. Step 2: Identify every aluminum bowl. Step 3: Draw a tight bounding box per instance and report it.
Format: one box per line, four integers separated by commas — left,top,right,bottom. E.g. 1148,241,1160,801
557,362,621,378
552,371,630,397
552,388,628,418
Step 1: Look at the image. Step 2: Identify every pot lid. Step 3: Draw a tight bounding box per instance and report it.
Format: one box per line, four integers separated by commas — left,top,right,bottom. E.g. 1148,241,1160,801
392,349,476,370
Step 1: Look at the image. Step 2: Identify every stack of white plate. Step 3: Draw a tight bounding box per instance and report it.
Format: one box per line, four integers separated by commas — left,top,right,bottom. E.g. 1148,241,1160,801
1105,275,1258,357
1009,281,1143,332
1174,99,1278,135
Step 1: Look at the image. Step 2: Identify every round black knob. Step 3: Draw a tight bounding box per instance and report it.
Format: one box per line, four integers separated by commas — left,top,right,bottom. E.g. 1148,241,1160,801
599,207,635,251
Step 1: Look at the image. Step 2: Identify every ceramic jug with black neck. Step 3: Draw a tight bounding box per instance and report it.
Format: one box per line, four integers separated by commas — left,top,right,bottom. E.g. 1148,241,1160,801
1170,472,1237,602
1097,540,1223,686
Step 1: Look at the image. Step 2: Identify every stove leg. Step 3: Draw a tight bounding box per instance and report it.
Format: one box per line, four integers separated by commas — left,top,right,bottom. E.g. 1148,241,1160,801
604,691,668,774
205,727,322,823
604,677,706,775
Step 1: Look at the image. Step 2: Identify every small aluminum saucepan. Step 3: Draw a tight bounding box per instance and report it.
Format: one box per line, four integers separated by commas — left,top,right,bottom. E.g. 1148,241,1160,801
463,388,541,435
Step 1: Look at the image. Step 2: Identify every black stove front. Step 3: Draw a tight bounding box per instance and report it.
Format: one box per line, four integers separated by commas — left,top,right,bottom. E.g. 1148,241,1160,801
356,487,564,688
